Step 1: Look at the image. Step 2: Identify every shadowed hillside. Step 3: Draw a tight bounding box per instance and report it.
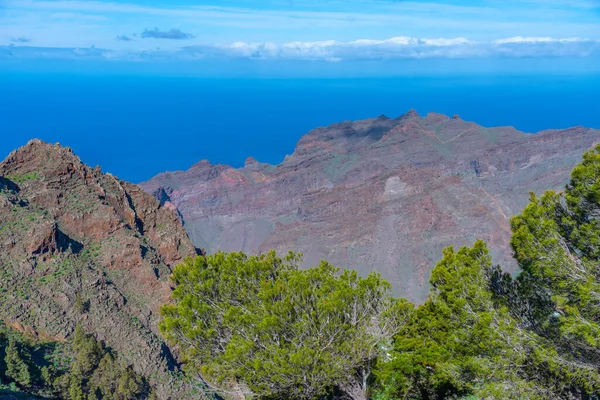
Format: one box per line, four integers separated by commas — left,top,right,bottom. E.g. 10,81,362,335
0,140,201,398
142,110,599,302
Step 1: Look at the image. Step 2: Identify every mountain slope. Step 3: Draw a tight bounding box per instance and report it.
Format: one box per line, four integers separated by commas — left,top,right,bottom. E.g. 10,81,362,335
0,140,200,398
141,111,599,302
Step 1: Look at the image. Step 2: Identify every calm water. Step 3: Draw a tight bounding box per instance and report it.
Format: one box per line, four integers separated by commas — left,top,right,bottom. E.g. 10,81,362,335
1,73,598,183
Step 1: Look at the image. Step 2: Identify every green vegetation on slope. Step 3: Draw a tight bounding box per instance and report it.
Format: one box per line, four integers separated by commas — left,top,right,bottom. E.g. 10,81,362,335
0,323,154,400
0,140,204,399
372,145,600,399
160,251,412,399
375,241,600,399
5,142,600,399
158,145,600,399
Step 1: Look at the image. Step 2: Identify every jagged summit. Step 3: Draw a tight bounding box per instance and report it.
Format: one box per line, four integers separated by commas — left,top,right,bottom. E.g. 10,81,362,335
396,108,420,120
0,140,199,397
425,112,450,122
27,138,45,146
245,156,260,167
291,109,528,161
141,112,599,303
5,139,93,178
6,138,76,163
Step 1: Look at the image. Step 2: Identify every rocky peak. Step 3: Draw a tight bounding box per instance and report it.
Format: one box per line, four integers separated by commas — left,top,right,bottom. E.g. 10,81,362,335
245,156,260,167
293,111,423,156
189,159,212,170
396,108,420,121
141,112,599,306
2,139,83,176
425,112,450,123
293,109,497,160
0,140,199,397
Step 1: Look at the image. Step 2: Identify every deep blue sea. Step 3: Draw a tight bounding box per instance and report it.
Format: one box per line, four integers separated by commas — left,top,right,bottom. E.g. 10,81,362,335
1,73,599,183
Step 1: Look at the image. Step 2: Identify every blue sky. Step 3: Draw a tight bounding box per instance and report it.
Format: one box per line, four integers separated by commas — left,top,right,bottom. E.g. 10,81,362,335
1,1,599,180
1,0,599,68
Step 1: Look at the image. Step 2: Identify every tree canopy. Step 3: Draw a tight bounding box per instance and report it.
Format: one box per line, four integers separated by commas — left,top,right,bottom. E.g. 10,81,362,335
508,144,600,394
8,146,600,399
161,143,600,399
0,323,152,400
375,241,600,399
160,250,411,399
374,144,600,399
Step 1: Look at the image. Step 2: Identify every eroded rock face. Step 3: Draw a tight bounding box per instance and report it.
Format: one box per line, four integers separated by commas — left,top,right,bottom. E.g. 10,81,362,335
0,140,199,398
141,111,599,302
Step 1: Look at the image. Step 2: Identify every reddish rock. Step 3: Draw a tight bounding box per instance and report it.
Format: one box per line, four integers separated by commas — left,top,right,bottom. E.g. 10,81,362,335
141,111,599,302
0,139,199,398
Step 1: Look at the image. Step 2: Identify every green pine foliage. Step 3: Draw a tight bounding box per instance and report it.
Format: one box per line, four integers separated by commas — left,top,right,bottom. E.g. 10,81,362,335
5,337,33,388
0,323,153,399
74,293,90,314
375,241,600,399
508,144,600,395
160,144,600,399
160,250,411,399
0,324,66,396
375,242,524,399
55,325,151,400
5,145,600,399
374,144,600,399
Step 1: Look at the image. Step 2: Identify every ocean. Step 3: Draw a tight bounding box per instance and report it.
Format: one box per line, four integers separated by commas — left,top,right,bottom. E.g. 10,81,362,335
1,73,599,183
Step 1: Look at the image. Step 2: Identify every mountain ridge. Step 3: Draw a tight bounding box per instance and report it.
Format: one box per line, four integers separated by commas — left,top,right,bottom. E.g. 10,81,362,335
141,111,599,302
0,139,201,398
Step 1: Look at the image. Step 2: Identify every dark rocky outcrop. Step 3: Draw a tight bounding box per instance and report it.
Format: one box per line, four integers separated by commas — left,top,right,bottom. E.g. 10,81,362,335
0,140,200,398
141,111,599,302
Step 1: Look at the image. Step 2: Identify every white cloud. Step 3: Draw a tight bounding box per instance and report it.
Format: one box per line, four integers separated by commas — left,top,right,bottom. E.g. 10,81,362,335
186,36,599,61
346,37,473,46
199,37,479,60
494,36,590,44
2,36,599,62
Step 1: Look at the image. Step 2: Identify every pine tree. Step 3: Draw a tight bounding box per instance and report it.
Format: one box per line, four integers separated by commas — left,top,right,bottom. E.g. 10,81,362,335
73,324,103,374
117,365,143,399
509,144,600,396
160,251,408,399
4,337,32,387
68,368,85,400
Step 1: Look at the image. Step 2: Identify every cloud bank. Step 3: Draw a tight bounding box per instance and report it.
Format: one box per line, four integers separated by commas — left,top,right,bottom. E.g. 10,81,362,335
180,36,600,61
141,28,195,40
1,36,599,62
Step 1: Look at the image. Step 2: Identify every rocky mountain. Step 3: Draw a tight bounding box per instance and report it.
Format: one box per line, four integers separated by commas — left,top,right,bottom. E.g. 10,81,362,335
0,140,200,398
141,110,599,302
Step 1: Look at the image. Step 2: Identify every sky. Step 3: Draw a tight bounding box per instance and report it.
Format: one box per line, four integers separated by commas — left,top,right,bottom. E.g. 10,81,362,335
0,1,599,181
1,0,599,70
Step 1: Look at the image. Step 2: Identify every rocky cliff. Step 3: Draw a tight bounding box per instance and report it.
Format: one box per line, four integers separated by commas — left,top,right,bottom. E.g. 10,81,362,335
141,111,599,302
0,140,199,398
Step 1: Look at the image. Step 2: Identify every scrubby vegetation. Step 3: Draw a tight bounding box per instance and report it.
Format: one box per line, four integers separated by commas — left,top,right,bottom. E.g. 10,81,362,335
5,144,600,399
377,145,600,399
160,251,412,399
0,324,154,399
375,146,600,399
0,139,202,399
159,145,600,400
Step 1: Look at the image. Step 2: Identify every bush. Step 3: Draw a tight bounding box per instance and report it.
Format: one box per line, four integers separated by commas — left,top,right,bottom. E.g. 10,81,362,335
160,251,411,399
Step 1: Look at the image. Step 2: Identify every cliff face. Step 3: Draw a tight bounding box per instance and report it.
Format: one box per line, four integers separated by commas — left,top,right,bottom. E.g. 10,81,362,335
142,111,599,302
0,140,199,398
